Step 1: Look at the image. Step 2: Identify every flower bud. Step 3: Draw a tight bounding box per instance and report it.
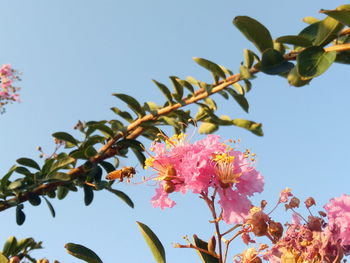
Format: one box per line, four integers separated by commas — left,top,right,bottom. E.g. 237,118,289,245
163,181,175,193
9,256,20,263
260,200,267,209
288,197,300,208
304,197,316,208
318,211,327,217
307,216,322,232
207,235,216,254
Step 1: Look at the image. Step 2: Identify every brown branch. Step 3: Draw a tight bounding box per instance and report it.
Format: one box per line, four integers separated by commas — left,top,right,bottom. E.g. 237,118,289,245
1,42,350,212
175,243,219,259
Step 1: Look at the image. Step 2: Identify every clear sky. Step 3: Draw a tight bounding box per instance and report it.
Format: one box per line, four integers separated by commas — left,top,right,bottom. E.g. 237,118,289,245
0,0,349,262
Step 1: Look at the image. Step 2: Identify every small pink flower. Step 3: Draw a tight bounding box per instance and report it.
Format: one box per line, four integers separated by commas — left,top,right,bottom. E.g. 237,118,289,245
279,187,293,203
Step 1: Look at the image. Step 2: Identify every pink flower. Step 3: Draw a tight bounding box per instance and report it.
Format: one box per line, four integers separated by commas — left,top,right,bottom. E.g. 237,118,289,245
145,134,263,225
324,194,350,246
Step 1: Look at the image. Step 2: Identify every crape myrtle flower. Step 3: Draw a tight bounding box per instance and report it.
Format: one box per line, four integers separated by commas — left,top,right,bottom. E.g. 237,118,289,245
144,133,264,224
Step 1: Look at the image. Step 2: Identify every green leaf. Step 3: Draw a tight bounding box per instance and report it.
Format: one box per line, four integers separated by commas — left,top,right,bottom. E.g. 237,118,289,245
177,79,194,94
16,205,26,225
99,161,115,173
113,93,145,118
152,80,174,105
136,221,166,263
106,188,134,208
2,236,17,257
298,21,321,44
28,193,41,206
52,132,79,146
115,139,144,153
16,158,41,170
11,238,35,256
169,76,184,101
232,119,263,136
110,107,134,122
226,88,249,113
43,196,55,217
297,46,336,79
1,165,17,191
0,253,8,263
313,17,343,46
49,155,75,173
131,148,146,167
259,48,294,75
335,51,350,64
57,186,69,200
239,65,253,79
41,159,55,175
275,35,312,47
8,180,23,190
199,122,218,134
233,16,273,53
243,49,257,68
65,243,103,263
320,5,350,27
15,166,32,176
46,172,72,181
83,185,94,206
193,57,226,79
90,123,114,138
193,235,219,263
287,67,312,87
303,16,319,24
84,145,98,158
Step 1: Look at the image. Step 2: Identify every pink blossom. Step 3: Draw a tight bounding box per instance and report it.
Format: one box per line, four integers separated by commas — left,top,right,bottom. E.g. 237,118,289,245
324,194,350,246
279,187,293,203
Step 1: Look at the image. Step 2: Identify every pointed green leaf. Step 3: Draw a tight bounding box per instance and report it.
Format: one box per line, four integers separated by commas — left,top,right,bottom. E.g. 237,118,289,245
258,48,294,75
298,21,321,44
152,80,174,105
99,161,115,173
320,5,350,27
226,88,249,113
193,235,219,263
177,79,194,94
65,243,103,263
106,188,134,208
46,172,72,181
16,158,41,170
232,119,263,136
52,132,79,146
43,196,55,217
233,16,273,53
57,186,69,200
136,221,166,263
15,166,32,176
335,51,350,64
113,93,145,118
275,35,312,47
49,155,75,173
303,16,319,24
297,46,336,79
239,65,253,79
313,17,343,46
193,57,226,79
169,76,184,101
110,107,134,122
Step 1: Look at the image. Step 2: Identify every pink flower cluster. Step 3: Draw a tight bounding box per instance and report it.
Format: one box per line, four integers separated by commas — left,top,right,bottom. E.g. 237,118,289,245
144,134,264,224
0,64,21,111
264,194,350,263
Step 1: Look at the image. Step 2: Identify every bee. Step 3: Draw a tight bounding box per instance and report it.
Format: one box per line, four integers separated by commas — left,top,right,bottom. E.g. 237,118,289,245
106,167,136,182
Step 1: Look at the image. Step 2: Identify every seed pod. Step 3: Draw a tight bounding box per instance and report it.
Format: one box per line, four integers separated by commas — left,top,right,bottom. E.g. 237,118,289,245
207,236,216,254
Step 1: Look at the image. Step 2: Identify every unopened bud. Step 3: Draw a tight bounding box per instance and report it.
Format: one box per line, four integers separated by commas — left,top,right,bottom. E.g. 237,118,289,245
307,216,322,232
304,197,316,208
288,197,300,208
207,236,216,254
318,211,327,217
260,200,267,209
163,181,175,193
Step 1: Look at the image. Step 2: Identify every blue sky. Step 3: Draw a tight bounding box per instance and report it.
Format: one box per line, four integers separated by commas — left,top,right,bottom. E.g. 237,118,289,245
0,0,349,262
